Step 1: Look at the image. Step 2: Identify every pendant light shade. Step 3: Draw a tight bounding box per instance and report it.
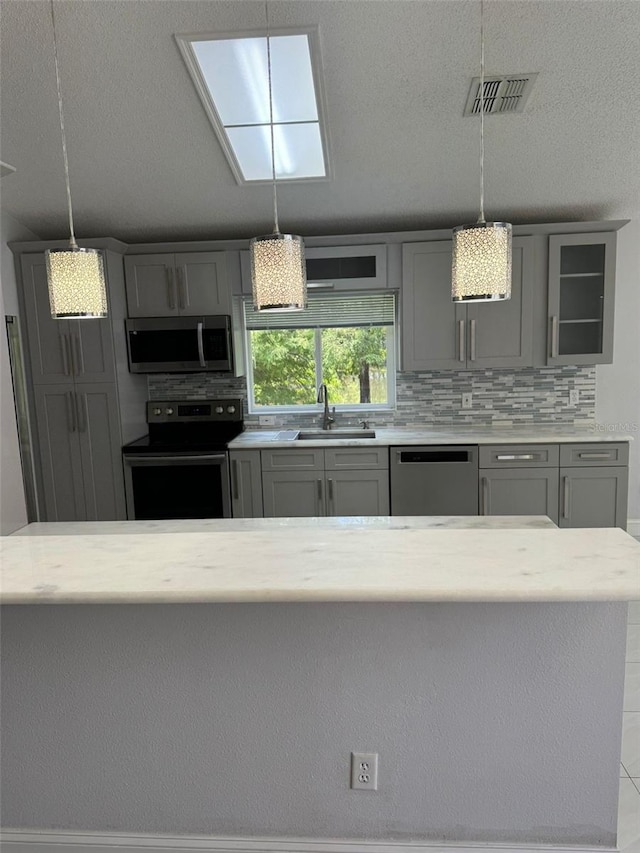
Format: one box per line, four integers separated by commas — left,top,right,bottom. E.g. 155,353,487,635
47,0,107,319
45,247,108,318
250,1,307,312
250,233,306,311
452,0,512,303
452,221,512,302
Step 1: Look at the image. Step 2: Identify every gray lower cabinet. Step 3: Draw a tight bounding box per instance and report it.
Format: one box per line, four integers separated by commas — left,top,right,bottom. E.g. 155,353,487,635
261,448,390,517
480,468,560,525
33,383,126,521
559,466,628,529
262,470,325,517
229,450,264,518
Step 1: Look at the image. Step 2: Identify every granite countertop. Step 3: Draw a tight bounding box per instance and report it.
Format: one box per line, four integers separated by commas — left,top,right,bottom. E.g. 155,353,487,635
2,518,638,605
229,425,634,449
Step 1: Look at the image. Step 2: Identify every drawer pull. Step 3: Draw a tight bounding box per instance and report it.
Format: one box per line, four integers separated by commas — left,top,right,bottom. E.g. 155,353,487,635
495,454,537,461
577,452,611,460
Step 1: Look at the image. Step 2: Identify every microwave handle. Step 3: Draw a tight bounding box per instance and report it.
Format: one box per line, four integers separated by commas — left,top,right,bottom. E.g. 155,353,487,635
197,321,207,367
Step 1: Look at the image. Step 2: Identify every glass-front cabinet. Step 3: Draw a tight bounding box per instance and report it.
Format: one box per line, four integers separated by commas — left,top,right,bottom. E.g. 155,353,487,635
547,232,616,365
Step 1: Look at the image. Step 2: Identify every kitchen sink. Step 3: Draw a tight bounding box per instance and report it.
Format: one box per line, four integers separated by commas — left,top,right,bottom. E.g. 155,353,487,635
296,429,376,440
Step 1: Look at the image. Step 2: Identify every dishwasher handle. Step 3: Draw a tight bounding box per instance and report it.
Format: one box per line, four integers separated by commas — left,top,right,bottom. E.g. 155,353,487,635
395,449,473,464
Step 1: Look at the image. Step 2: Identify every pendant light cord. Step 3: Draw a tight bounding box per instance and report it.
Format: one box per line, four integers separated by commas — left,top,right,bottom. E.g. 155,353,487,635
265,0,280,234
478,0,485,224
49,0,77,249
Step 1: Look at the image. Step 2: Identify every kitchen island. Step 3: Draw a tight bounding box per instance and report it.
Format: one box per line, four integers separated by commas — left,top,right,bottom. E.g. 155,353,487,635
1,517,639,849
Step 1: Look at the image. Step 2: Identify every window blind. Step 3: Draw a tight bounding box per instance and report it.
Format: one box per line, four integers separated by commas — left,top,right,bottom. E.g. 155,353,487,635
244,292,395,331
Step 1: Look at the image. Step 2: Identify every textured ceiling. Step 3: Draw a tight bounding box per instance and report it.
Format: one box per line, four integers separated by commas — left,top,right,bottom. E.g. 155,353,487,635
1,0,639,243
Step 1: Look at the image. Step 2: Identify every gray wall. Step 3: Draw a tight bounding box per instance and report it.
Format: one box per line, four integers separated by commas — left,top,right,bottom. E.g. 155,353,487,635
596,219,640,523
1,601,627,845
0,210,40,534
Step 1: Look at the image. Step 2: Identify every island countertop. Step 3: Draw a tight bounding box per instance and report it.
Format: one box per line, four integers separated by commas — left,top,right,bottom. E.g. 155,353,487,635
1,517,638,604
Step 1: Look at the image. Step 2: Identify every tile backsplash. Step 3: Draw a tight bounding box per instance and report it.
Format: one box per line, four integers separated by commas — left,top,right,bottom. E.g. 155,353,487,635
148,365,596,429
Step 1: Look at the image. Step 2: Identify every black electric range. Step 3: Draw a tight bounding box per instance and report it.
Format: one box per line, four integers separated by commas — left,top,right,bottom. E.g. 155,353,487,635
121,399,244,520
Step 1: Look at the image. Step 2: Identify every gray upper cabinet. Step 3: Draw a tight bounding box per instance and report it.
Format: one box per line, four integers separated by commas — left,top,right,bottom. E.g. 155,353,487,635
125,252,230,317
402,241,465,370
547,232,616,365
465,237,534,368
229,450,264,518
401,238,534,370
20,254,115,385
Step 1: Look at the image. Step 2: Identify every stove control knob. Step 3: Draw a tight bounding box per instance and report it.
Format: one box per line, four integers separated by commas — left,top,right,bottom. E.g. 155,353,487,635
215,406,224,414
152,407,162,416
165,407,174,416
227,405,236,414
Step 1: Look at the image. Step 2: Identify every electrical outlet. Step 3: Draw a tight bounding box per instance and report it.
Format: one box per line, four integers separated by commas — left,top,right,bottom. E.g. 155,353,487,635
259,415,276,426
462,392,472,410
569,389,580,406
351,752,378,791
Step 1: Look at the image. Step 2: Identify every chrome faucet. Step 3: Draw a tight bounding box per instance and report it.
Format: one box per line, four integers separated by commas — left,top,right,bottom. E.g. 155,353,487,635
317,384,335,430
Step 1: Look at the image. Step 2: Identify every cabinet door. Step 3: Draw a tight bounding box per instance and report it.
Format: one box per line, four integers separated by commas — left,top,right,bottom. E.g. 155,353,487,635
68,319,115,382
547,232,616,365
32,384,85,521
230,450,264,518
327,470,390,517
20,254,73,384
262,471,326,517
466,236,534,368
176,253,231,315
76,383,126,520
480,468,559,525
124,254,177,317
559,466,628,529
401,241,466,370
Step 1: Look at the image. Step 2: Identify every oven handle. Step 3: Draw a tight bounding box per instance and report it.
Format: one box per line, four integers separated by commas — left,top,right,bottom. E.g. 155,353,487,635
124,454,227,465
197,321,207,368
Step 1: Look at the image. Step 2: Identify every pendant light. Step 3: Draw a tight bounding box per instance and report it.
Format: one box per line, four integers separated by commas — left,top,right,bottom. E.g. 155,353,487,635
250,1,307,312
45,0,107,319
452,0,512,303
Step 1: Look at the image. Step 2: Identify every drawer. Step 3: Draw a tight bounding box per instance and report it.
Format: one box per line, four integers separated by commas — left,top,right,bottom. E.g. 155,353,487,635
325,447,389,470
261,449,324,472
479,445,559,468
559,443,629,467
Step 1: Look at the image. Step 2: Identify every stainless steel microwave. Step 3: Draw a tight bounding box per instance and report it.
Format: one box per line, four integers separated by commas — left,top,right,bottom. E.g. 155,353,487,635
125,316,233,373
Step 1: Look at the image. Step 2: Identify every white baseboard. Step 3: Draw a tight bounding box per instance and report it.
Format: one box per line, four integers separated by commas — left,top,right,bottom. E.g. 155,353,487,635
0,829,618,853
626,518,640,536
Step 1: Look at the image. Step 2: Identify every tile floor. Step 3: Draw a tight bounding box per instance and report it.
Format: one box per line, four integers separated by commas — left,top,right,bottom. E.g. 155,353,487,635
620,598,640,851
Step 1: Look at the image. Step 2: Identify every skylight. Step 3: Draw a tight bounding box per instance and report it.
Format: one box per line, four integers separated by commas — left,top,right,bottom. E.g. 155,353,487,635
177,32,328,183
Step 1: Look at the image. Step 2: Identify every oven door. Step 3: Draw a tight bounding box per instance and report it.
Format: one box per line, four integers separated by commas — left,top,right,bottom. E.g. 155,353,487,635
126,316,233,373
123,452,231,520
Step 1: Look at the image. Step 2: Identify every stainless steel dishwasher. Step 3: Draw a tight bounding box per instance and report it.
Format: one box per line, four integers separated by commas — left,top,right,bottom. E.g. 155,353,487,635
390,445,479,515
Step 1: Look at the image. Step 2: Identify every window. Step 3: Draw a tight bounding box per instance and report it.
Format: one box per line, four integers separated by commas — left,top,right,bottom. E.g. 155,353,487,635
244,294,396,412
176,31,328,183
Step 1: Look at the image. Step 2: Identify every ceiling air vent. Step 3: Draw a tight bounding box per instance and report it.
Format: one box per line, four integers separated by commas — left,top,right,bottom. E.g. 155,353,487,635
463,73,538,116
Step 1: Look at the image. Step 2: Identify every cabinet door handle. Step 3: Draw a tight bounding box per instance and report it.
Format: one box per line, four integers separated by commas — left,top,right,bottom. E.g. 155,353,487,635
458,320,465,362
76,392,87,433
562,476,570,519
231,459,240,501
66,391,76,432
327,478,334,514
469,318,477,362
73,335,84,377
177,268,187,310
61,334,71,375
550,315,559,358
197,321,206,367
166,268,176,310
577,452,610,460
481,476,489,515
317,478,323,514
